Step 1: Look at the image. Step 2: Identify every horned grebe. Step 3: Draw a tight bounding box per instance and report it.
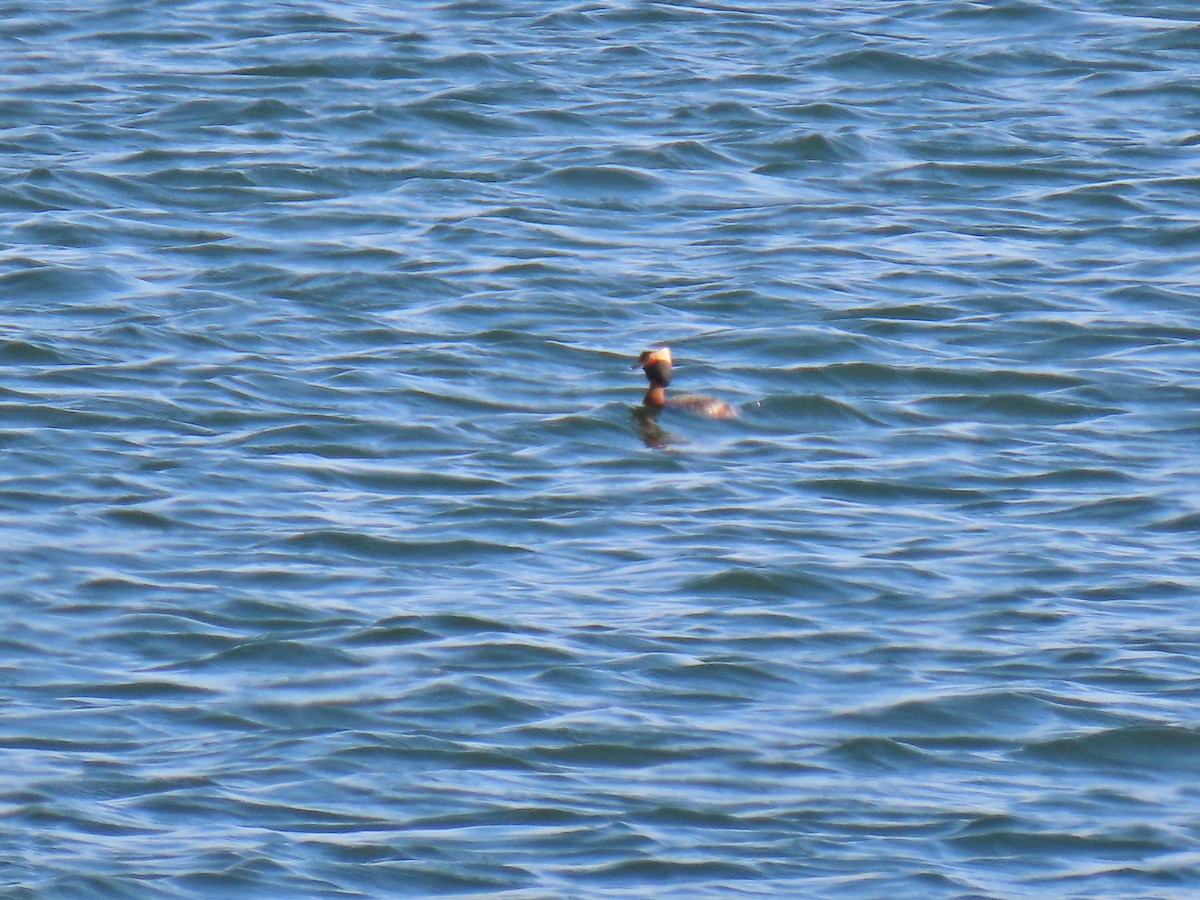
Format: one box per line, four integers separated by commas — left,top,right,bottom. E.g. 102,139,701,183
634,347,736,419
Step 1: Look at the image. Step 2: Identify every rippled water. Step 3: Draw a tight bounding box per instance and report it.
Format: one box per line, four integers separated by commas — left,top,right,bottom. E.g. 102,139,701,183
3,1,1200,896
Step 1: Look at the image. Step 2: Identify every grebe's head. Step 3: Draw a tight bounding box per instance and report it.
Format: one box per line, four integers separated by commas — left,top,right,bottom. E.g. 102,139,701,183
635,347,673,387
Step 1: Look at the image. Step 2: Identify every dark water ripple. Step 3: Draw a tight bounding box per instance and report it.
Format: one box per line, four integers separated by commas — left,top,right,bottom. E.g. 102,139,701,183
2,0,1200,896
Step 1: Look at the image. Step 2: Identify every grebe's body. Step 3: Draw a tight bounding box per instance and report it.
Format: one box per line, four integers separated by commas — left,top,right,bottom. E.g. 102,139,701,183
635,347,736,419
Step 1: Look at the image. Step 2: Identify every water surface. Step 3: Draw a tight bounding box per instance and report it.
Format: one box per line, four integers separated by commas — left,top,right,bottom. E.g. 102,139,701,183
2,1,1200,896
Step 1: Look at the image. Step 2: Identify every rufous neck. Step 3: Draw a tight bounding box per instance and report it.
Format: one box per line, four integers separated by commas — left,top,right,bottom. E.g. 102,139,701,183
643,385,666,407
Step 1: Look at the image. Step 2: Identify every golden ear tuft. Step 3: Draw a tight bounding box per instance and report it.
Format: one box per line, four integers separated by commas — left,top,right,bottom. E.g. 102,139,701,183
638,347,672,367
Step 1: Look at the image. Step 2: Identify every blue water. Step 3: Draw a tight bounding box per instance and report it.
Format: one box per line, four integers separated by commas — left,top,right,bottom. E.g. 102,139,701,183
3,1,1200,896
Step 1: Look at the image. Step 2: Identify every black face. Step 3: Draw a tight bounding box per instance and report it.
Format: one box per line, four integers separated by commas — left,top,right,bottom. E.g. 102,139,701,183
643,360,672,387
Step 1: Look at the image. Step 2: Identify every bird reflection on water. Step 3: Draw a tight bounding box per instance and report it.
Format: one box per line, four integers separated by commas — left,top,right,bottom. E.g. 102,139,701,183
631,404,677,449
